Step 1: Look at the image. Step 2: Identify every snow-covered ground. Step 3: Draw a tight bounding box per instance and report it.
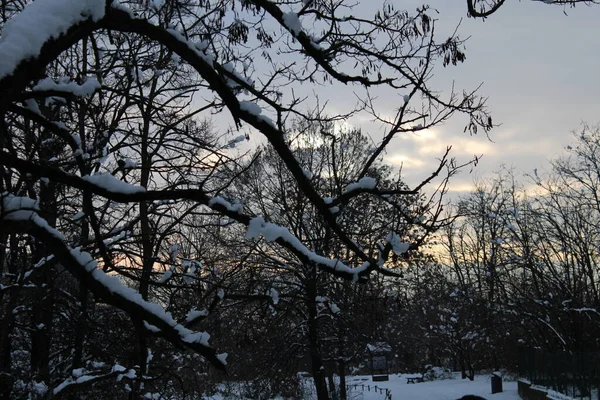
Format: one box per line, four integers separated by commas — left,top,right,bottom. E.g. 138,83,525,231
345,373,520,400
206,374,522,399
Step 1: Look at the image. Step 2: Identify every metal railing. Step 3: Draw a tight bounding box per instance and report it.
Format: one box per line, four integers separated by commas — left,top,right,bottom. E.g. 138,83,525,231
518,348,600,399
346,383,392,400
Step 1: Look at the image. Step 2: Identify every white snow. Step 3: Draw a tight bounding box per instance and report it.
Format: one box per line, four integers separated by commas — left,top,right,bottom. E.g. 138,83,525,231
2,194,65,240
166,28,215,65
103,230,129,246
181,330,210,345
392,375,520,400
0,0,105,79
216,353,228,366
33,77,101,97
33,255,55,269
169,243,179,262
143,322,161,332
149,0,165,11
111,364,126,373
82,173,146,194
209,196,243,213
222,61,254,92
268,288,279,305
239,100,262,116
386,232,410,255
71,211,85,221
227,135,246,148
344,177,377,193
204,374,523,400
53,373,101,395
116,368,136,382
239,100,275,127
282,12,303,35
158,266,175,283
2,193,39,212
68,247,214,348
186,308,209,322
246,217,368,278
122,158,137,169
329,302,340,314
24,99,42,115
349,374,521,400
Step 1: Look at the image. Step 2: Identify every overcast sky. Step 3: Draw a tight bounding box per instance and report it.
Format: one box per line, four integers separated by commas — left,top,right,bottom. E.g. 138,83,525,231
229,1,600,195
373,1,600,192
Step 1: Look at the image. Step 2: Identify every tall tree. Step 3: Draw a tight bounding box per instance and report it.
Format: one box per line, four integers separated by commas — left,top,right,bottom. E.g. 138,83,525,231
0,0,490,398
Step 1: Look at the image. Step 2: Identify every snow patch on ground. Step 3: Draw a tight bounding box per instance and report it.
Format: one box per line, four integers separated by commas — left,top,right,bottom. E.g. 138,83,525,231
345,374,521,400
203,374,522,400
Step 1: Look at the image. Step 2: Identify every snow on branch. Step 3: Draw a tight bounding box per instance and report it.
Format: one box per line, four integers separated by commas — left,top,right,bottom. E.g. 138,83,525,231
94,9,371,264
1,153,393,282
343,177,377,193
239,100,275,128
282,12,303,35
0,2,383,282
33,77,101,97
52,367,133,397
82,173,146,194
0,0,105,79
208,196,243,213
385,232,410,255
0,193,226,369
2,193,65,240
246,217,369,280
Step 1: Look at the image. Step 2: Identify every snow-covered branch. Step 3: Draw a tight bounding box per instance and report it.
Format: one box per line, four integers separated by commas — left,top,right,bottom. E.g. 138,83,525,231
0,194,226,369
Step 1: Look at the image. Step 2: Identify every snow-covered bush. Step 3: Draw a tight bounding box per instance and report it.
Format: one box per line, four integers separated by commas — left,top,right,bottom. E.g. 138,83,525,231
424,365,454,381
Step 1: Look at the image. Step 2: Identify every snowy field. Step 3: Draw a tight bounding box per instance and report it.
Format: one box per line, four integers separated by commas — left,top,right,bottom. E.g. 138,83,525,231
206,374,523,399
344,374,520,400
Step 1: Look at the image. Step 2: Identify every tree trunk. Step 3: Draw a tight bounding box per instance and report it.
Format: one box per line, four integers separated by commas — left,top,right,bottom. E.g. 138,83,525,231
306,280,329,400
459,348,467,379
130,101,155,399
327,373,337,400
338,357,347,400
0,276,18,398
31,179,58,385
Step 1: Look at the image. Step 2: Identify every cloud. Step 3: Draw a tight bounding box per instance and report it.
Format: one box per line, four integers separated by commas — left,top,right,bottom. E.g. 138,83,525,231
384,153,427,169
389,127,495,159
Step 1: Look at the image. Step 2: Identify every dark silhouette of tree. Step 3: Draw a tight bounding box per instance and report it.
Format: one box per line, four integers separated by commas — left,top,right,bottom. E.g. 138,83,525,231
0,0,491,398
466,0,598,18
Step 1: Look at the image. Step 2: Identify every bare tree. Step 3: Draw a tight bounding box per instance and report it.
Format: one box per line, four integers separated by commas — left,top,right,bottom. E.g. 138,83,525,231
0,0,491,397
466,0,599,18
